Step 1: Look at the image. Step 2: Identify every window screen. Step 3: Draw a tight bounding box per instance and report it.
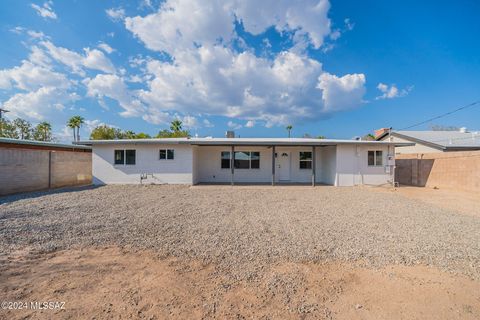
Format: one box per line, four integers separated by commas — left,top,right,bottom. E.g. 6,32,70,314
167,149,174,160
368,150,383,166
221,151,231,169
125,150,136,165
368,151,375,166
299,151,312,169
159,149,166,160
234,151,250,169
114,150,124,165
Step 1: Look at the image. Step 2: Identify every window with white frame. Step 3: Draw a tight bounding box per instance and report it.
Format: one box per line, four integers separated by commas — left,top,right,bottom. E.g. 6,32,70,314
368,150,383,166
159,149,174,160
114,149,136,165
299,151,312,169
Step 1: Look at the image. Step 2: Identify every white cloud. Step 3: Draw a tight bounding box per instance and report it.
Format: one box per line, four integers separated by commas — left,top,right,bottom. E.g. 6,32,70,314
98,42,115,54
31,1,57,20
375,83,413,100
227,120,242,130
106,7,125,21
41,41,116,75
83,74,144,117
123,0,367,126
181,115,198,128
245,120,255,128
2,87,78,121
317,73,366,112
203,119,214,127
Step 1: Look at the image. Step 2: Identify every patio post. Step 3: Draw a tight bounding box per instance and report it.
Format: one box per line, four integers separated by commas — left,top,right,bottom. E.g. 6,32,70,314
230,145,234,186
271,145,276,186
312,145,316,187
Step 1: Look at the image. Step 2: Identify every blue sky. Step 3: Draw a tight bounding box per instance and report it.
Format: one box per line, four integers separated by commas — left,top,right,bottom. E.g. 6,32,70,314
1,0,479,141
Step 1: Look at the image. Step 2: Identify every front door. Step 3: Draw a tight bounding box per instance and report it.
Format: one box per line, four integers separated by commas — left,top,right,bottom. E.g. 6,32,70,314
278,151,291,181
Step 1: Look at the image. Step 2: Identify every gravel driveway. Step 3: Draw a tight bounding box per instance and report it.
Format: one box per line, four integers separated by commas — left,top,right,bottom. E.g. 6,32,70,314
1,185,479,280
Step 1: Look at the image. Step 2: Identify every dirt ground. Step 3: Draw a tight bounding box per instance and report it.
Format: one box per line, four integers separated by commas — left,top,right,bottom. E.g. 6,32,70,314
0,247,479,320
371,185,480,217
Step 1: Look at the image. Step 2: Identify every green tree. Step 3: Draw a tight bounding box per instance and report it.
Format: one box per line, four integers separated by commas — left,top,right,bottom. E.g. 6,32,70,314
362,133,376,141
123,130,136,139
13,118,33,139
316,135,326,139
135,132,151,139
0,118,19,138
67,115,85,142
155,120,190,138
33,121,52,141
286,125,293,138
90,125,124,140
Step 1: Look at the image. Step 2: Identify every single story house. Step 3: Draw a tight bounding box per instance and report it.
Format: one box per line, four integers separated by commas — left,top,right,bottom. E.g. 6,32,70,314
376,129,480,154
78,137,411,186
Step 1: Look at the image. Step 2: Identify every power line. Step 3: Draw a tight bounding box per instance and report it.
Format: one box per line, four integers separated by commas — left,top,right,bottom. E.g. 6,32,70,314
398,100,480,130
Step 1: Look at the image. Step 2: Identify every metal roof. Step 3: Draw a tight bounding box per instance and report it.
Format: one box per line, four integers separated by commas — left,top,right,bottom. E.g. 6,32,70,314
0,138,92,150
381,131,480,150
76,137,413,147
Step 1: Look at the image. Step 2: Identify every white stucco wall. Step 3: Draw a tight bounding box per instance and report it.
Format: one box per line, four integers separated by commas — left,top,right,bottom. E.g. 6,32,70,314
195,145,336,184
335,144,392,186
92,144,193,184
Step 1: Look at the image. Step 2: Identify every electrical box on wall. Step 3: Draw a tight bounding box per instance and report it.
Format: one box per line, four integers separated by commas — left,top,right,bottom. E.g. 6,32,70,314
387,154,395,166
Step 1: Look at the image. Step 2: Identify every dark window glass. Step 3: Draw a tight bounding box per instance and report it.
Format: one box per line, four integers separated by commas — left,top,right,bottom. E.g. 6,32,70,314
167,149,174,160
250,152,260,169
221,151,230,169
125,150,136,165
299,151,312,169
234,151,250,169
114,150,124,165
368,151,375,166
299,151,312,160
375,151,383,166
159,149,166,160
300,161,312,169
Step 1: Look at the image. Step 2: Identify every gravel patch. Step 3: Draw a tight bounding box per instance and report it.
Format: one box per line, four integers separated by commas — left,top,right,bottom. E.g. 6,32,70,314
1,185,479,280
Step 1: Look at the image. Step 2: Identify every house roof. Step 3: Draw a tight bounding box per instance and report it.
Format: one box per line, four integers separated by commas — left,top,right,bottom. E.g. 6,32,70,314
0,138,92,151
376,130,480,151
77,137,413,147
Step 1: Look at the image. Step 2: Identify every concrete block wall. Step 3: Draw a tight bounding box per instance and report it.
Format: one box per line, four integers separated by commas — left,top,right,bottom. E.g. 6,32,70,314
395,151,480,191
0,147,92,196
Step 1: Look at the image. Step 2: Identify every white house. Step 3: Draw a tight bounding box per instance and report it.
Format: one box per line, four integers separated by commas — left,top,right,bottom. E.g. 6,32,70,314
78,138,411,186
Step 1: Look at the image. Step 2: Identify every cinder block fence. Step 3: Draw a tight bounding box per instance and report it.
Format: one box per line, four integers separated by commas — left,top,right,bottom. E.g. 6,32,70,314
395,151,480,191
0,139,92,196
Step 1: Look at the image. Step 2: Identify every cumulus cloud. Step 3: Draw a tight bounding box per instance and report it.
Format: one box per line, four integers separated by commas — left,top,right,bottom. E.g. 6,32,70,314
31,1,57,20
83,74,144,117
245,120,255,128
124,0,367,126
181,115,198,128
98,42,115,54
41,41,115,75
227,121,242,130
375,83,413,100
106,7,125,21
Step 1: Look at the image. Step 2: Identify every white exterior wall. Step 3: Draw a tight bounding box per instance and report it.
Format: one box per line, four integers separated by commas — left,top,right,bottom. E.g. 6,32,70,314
196,146,337,184
335,144,392,186
92,144,193,184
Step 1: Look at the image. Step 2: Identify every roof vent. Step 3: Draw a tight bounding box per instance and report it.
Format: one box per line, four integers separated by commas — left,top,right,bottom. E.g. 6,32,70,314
459,127,468,133
225,130,235,138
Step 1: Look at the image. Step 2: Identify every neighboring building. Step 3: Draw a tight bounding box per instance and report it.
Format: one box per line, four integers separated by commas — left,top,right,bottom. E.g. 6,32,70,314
376,128,480,154
78,137,410,186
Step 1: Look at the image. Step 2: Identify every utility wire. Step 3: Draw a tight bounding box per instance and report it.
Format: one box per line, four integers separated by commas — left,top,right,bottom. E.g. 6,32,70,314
398,100,480,130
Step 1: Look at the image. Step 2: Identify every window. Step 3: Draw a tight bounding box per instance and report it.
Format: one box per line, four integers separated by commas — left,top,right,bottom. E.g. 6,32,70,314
160,149,174,160
234,151,250,169
228,151,260,169
299,151,312,169
114,150,124,165
251,152,260,169
368,150,383,166
125,150,136,165
221,151,231,169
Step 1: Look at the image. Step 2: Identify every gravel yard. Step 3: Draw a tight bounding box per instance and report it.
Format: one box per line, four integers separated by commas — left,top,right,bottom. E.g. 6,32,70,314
1,185,479,280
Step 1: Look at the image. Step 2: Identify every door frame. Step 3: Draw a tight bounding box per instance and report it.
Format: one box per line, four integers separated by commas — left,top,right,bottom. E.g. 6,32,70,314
277,151,291,181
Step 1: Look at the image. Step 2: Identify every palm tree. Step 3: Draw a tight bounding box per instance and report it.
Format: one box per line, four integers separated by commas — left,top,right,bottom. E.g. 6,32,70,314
170,119,183,132
13,118,32,140
67,115,85,142
286,125,293,138
36,121,52,141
